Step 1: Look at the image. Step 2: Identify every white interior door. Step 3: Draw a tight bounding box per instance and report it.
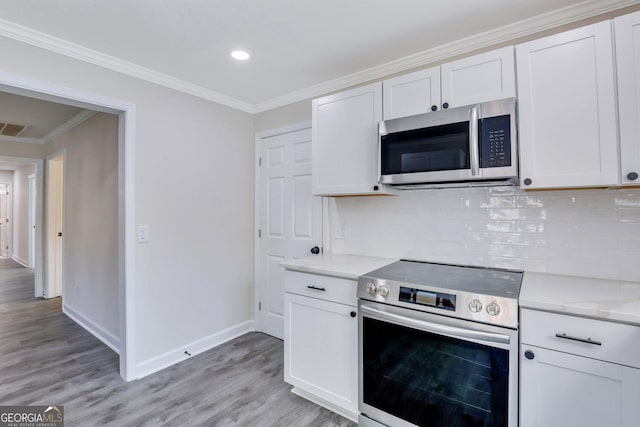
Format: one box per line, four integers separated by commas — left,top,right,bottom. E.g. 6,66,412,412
0,184,7,258
28,174,36,268
257,127,323,339
46,154,64,299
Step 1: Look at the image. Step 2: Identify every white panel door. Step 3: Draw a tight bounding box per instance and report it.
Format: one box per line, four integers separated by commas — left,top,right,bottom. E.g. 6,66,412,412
0,184,7,258
441,46,516,108
520,345,640,427
383,66,441,119
258,128,322,339
615,11,640,186
46,154,64,299
517,22,619,189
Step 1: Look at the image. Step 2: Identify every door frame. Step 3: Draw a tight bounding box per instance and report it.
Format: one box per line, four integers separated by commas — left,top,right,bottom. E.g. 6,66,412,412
253,122,331,333
45,150,65,299
0,157,43,282
0,71,137,381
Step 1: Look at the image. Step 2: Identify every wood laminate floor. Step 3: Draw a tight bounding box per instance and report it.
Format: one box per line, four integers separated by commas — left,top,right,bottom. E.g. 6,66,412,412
0,259,357,426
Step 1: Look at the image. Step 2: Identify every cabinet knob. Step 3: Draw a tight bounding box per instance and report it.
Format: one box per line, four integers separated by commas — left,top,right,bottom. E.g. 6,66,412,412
310,246,320,255
373,185,379,191
627,172,639,181
350,311,357,318
524,350,535,360
431,105,437,112
523,178,533,186
442,102,449,109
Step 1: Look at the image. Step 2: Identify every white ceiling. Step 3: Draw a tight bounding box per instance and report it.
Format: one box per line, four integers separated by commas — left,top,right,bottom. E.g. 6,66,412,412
0,0,635,113
0,92,85,140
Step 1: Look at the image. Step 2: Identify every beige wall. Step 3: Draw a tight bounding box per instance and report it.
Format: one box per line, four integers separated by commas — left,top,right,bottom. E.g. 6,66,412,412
0,170,13,183
46,112,120,341
12,163,36,265
0,140,45,159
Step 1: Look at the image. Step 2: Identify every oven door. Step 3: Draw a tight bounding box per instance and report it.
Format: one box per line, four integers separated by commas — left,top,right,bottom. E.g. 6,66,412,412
358,300,518,427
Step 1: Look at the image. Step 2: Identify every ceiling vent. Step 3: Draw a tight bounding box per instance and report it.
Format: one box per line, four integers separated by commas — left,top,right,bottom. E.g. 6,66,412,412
0,123,27,137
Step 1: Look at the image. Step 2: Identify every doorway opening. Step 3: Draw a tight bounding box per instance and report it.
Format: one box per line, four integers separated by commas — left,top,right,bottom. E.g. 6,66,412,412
0,184,8,258
0,74,136,381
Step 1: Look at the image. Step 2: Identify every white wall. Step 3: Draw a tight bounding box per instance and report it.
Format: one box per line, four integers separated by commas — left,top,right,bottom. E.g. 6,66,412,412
0,140,45,159
330,187,640,282
0,170,13,183
46,113,119,344
12,164,35,265
0,36,255,373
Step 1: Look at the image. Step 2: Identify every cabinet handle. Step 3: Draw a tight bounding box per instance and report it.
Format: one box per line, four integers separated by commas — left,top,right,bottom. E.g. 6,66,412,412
627,172,639,181
524,350,535,360
350,311,357,318
555,333,602,346
442,102,449,109
431,105,437,112
307,285,326,292
373,185,379,191
523,178,532,186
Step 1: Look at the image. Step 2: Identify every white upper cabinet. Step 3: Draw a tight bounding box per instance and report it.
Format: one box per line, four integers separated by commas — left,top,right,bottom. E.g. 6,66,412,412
615,11,640,186
383,66,441,120
516,21,619,189
441,46,516,108
382,46,515,120
312,82,393,196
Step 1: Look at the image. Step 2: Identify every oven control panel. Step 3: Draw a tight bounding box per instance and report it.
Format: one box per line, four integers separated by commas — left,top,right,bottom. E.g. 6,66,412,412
398,286,456,311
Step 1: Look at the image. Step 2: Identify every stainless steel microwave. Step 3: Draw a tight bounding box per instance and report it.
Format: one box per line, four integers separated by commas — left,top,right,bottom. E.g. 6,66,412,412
378,98,518,188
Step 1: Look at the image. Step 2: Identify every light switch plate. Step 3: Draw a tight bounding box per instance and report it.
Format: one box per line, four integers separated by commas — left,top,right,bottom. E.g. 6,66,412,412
137,225,150,243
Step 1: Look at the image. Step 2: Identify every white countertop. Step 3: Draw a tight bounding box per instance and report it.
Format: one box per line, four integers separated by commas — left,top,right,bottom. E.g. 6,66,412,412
280,254,397,280
520,272,640,326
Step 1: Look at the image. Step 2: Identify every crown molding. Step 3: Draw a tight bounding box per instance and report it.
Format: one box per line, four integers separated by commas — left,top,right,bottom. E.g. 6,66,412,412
0,18,254,113
0,0,636,115
42,109,98,144
0,135,43,144
251,0,639,113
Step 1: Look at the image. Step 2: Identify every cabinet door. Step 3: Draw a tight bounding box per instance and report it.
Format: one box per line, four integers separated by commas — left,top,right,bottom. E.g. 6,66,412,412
312,82,390,196
517,22,619,189
441,46,516,108
383,66,441,120
284,293,358,415
520,345,640,427
615,11,640,186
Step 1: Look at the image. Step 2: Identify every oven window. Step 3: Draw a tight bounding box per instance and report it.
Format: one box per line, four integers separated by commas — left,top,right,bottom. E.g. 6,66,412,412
363,317,508,427
380,121,470,175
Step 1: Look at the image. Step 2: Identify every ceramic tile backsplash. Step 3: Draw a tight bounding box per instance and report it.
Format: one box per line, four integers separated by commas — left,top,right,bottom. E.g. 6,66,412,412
329,186,640,282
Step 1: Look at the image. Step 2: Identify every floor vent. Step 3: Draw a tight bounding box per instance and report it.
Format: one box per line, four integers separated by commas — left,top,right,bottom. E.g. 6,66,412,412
0,123,27,137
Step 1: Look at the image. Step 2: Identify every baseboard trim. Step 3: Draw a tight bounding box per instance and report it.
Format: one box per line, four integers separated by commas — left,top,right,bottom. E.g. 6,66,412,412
11,255,29,267
63,304,120,354
135,320,255,380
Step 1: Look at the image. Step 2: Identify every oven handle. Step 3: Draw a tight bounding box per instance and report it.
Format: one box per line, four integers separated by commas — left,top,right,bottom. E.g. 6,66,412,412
360,304,511,344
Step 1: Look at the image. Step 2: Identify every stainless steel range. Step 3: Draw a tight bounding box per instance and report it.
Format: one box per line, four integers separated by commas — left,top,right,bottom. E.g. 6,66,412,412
357,260,523,427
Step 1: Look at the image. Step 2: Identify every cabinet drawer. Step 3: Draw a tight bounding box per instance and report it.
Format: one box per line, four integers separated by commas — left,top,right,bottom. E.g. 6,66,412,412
284,270,357,306
521,309,640,368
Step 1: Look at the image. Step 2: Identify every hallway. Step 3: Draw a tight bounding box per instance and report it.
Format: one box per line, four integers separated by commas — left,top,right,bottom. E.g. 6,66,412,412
0,259,354,426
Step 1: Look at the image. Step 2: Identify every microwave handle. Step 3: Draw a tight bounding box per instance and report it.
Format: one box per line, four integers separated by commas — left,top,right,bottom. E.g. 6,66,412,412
469,106,480,176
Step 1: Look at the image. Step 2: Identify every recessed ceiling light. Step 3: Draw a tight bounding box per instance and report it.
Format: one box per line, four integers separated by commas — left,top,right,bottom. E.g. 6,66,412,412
231,50,250,61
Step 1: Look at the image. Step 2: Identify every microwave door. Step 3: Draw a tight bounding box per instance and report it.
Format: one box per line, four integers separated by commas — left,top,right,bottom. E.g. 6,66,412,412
379,109,475,184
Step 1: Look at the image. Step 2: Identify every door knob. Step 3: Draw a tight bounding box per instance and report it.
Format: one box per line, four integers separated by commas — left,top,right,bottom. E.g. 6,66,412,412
310,246,320,255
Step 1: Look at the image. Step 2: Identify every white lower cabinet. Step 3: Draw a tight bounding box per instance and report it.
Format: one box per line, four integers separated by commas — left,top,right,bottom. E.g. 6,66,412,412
284,271,358,421
520,309,640,427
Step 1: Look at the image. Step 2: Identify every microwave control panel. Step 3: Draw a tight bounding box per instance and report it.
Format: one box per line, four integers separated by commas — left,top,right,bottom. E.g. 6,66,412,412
479,115,511,168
